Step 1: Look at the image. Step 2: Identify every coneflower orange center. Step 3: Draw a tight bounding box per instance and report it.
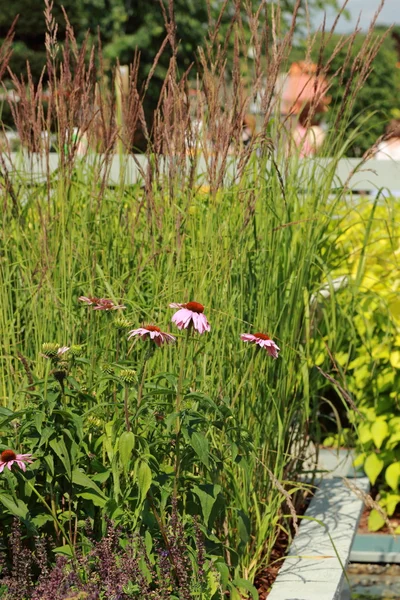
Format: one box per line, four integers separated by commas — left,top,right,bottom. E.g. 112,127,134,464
98,299,113,307
1,450,16,462
254,332,270,341
144,325,161,332
184,302,204,313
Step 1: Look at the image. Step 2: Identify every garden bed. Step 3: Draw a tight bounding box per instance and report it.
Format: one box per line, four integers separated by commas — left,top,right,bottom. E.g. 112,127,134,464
1,4,399,597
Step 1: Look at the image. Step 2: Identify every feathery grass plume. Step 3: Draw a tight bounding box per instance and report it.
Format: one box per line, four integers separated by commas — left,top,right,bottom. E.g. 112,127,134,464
17,352,35,390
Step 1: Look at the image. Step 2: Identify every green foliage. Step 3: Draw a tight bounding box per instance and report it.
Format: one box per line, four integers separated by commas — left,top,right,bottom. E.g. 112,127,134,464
328,199,400,530
0,333,252,591
0,0,84,79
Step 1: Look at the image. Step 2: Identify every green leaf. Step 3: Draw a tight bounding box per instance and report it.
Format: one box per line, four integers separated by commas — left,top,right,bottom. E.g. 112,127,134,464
385,462,400,492
229,586,242,600
137,462,152,501
353,452,366,468
368,509,386,532
144,530,152,556
34,411,45,434
0,494,29,519
190,432,209,468
32,514,54,528
237,510,251,545
385,493,400,516
371,420,389,449
207,570,221,596
232,578,259,600
364,453,384,485
76,491,107,507
91,470,110,484
71,469,107,498
111,457,121,500
49,438,71,478
104,498,125,521
104,421,115,462
44,454,54,477
53,545,74,557
214,561,230,587
192,484,221,526
118,431,135,472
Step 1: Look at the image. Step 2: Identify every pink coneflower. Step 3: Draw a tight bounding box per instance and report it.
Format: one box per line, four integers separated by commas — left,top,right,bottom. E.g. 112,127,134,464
57,346,70,356
169,301,211,334
78,296,126,311
0,450,34,473
128,325,176,347
240,332,280,359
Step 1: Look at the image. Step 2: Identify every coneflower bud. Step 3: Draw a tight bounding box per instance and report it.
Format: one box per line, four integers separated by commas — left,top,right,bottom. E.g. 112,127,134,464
119,369,136,385
113,316,133,329
69,345,84,356
87,415,102,427
41,343,60,358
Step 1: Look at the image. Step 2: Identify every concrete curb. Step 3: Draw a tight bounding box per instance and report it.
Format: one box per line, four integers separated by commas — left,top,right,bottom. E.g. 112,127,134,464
267,477,370,600
5,153,400,192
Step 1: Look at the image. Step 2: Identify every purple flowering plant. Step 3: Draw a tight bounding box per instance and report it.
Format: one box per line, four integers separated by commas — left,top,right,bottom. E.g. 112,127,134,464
0,513,216,600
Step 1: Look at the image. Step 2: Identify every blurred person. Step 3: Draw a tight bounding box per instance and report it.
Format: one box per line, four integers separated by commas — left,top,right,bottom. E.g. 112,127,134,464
375,119,400,160
280,61,330,158
227,112,257,155
371,119,400,198
242,114,256,146
281,61,330,117
292,102,326,157
72,127,89,156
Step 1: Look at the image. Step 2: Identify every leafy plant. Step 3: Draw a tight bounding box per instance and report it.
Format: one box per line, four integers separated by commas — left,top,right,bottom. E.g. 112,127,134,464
0,327,255,587
326,200,400,531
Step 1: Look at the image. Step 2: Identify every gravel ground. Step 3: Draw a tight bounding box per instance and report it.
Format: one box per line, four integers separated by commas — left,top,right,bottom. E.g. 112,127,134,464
341,563,400,599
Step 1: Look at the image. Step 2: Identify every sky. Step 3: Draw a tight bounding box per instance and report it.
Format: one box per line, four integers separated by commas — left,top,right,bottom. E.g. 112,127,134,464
313,0,400,33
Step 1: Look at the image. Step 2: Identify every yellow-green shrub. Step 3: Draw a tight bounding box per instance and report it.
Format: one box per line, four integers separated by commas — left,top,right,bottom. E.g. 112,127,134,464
332,199,400,531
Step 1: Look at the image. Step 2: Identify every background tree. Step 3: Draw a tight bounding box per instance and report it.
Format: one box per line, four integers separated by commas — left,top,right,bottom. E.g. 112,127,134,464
0,0,84,82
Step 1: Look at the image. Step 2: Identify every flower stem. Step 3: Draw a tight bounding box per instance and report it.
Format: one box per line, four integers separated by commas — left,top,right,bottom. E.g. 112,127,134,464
232,354,254,407
176,327,190,428
137,356,149,410
173,327,190,498
21,474,75,557
113,335,120,405
135,344,154,430
124,385,131,432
